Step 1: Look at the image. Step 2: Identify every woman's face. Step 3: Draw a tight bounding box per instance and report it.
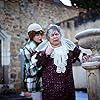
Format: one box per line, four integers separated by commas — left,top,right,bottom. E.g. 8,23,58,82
33,34,43,43
48,30,61,47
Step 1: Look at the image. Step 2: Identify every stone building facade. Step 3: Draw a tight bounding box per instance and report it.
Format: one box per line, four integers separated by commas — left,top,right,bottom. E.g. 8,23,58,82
0,0,80,90
0,0,100,91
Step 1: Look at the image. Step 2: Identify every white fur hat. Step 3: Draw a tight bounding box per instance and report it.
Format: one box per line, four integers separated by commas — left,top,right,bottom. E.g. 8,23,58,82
27,23,43,33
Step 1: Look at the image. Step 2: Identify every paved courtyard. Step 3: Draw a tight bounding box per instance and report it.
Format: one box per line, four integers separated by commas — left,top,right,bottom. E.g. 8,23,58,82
76,91,88,100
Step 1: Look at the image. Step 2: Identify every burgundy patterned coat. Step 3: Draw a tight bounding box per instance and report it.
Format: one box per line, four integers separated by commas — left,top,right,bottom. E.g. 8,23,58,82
36,47,81,100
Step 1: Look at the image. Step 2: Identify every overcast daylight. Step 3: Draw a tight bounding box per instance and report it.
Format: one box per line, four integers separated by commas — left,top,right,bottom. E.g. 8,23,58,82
0,0,100,100
60,0,72,6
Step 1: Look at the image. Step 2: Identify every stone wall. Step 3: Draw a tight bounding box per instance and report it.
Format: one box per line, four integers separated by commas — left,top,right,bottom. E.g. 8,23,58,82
62,19,100,42
0,0,79,90
1,0,100,90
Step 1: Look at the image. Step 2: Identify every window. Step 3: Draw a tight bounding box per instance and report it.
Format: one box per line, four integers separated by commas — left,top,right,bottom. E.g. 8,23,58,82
0,40,1,67
0,29,10,83
0,30,10,66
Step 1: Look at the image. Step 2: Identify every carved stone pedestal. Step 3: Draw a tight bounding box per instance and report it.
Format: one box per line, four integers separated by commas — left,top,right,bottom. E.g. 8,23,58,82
75,28,100,100
82,60,100,100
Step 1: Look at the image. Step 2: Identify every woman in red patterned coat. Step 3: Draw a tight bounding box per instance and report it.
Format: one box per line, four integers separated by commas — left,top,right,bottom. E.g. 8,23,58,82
30,24,89,100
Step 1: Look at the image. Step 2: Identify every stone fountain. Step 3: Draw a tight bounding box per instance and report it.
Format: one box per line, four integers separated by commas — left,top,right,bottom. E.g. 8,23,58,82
75,28,100,100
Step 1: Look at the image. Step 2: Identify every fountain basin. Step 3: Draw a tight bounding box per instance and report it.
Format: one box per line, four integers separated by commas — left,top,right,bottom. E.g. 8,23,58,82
75,28,100,50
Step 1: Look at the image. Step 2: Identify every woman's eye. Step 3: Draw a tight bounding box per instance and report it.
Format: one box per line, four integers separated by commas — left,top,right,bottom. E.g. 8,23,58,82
51,33,59,36
51,34,54,36
55,33,59,35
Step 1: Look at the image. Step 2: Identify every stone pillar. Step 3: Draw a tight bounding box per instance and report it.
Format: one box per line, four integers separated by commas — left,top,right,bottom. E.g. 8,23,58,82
75,29,100,100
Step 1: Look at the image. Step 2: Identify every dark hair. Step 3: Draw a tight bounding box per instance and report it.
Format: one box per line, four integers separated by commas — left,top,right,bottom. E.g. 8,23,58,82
28,30,44,40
